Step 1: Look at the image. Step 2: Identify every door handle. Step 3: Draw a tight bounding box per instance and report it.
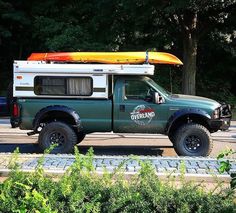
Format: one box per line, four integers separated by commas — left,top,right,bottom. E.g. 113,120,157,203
119,105,125,112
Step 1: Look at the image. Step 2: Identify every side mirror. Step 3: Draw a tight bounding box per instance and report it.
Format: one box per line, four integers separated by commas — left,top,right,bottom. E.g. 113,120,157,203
153,92,164,104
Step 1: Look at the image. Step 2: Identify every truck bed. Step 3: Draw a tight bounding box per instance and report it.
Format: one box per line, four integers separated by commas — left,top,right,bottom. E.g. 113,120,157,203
18,98,112,133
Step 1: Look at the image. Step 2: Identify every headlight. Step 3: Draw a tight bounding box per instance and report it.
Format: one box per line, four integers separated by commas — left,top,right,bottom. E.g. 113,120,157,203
212,108,220,119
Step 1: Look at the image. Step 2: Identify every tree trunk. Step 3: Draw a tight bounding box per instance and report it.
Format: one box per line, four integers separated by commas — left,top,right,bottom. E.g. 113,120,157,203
181,12,198,95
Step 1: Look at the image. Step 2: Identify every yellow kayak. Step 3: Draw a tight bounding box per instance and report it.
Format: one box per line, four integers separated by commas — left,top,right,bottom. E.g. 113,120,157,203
28,51,183,65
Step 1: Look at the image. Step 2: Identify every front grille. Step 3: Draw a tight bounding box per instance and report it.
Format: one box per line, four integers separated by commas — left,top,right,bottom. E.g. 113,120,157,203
220,103,232,118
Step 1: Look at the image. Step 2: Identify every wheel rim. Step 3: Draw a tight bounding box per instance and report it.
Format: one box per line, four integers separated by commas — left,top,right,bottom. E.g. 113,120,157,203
49,131,65,147
183,135,202,153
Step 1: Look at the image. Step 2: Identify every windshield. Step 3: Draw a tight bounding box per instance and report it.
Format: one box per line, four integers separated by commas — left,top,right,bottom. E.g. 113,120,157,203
146,78,171,97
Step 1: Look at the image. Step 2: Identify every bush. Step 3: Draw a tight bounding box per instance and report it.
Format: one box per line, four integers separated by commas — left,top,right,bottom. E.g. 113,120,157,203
218,149,236,190
0,148,235,213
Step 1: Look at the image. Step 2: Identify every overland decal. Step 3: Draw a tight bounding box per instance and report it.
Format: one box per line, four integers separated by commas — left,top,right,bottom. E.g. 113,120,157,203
130,105,155,125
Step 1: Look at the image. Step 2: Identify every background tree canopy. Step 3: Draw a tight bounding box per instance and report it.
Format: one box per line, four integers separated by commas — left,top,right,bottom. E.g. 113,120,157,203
0,0,235,105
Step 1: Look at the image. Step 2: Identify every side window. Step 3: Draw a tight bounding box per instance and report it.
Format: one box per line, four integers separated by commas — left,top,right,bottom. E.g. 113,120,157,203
67,78,92,95
125,80,154,101
34,76,92,96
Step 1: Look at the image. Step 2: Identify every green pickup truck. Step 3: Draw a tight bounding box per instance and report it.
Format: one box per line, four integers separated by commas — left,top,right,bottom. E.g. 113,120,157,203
11,58,231,156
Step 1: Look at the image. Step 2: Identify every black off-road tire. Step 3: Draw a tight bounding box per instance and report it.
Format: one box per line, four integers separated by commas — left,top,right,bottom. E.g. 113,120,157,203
168,132,175,143
38,121,77,154
173,123,213,157
76,132,86,144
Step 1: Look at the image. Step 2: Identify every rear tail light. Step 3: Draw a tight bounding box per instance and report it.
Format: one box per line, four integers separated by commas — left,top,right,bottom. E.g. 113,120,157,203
13,103,20,117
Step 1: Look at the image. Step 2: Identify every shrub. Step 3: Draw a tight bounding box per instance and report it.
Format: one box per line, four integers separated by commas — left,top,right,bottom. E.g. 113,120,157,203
218,148,236,190
0,148,235,213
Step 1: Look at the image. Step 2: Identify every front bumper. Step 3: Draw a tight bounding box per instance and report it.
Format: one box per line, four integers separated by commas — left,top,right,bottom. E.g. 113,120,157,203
208,118,231,132
220,117,231,131
209,103,232,131
219,103,232,130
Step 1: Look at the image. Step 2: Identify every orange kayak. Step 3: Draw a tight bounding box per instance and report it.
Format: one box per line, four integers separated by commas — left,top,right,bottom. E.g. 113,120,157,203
27,51,183,65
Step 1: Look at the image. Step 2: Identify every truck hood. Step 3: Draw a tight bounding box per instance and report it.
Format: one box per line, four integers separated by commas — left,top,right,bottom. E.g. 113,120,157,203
171,94,220,110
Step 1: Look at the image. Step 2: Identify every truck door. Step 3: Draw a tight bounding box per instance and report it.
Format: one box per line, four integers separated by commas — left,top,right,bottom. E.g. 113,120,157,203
113,77,168,133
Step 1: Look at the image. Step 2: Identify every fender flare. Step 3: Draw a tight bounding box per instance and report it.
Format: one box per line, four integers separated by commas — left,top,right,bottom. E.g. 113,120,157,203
33,105,81,132
165,108,211,134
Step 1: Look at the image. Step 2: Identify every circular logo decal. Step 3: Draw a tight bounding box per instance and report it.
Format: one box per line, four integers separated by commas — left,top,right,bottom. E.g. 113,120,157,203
130,105,155,126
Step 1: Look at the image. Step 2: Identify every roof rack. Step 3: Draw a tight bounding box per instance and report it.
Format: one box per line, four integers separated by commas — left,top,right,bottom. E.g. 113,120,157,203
14,61,155,75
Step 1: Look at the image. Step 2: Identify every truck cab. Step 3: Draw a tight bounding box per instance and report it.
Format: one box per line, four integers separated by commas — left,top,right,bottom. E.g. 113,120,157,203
11,52,232,156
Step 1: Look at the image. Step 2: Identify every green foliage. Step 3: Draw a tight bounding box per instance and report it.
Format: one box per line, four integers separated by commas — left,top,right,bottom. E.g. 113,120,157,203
0,150,235,212
217,149,236,190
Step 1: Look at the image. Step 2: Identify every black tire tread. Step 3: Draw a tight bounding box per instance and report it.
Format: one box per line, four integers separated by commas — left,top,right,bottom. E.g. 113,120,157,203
76,132,86,144
173,123,213,156
38,121,77,153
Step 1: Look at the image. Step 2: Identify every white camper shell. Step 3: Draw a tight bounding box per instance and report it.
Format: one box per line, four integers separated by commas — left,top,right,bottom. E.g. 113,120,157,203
13,61,154,99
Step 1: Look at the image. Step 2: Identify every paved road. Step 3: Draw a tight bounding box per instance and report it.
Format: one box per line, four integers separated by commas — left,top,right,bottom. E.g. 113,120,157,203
0,119,235,157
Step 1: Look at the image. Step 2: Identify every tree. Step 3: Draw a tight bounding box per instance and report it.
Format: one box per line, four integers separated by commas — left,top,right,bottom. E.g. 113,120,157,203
0,0,32,92
100,0,236,95
160,0,236,95
196,3,236,101
31,0,117,51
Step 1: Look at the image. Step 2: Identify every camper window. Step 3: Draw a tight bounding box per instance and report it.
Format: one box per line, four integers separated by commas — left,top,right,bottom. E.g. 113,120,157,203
34,76,93,96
